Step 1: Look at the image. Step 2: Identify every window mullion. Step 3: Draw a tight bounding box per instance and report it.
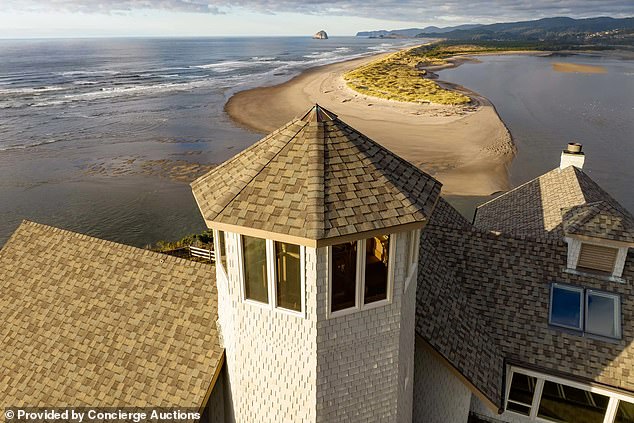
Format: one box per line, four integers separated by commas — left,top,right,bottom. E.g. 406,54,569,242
603,398,619,423
530,378,545,419
357,239,365,310
266,239,275,309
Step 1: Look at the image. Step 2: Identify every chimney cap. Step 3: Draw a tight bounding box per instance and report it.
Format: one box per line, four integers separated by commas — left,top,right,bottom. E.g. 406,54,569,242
565,142,583,154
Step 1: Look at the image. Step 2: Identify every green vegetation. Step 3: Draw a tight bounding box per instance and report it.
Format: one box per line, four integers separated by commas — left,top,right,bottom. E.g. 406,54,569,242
149,230,213,253
344,46,470,105
343,42,543,105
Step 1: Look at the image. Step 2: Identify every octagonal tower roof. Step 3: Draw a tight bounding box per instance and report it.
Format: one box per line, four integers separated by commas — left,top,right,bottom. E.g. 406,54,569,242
191,105,441,247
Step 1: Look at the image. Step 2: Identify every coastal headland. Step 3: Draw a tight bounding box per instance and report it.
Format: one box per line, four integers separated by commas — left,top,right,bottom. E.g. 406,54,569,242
226,46,516,196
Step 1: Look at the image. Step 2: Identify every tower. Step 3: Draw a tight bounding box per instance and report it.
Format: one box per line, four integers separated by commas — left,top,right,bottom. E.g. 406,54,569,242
191,105,440,422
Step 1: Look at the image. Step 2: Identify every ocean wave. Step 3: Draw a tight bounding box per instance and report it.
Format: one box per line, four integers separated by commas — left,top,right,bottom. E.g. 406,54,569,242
0,138,62,151
0,86,65,95
192,59,283,72
56,70,120,76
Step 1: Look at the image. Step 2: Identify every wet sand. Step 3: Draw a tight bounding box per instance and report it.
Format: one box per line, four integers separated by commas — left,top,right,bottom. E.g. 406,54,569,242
225,54,515,196
552,62,608,73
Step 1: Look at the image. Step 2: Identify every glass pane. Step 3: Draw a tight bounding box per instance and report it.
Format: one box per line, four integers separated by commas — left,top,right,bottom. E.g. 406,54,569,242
615,400,634,423
508,373,536,408
275,242,301,312
218,231,227,270
242,235,268,303
331,241,357,312
408,231,417,269
507,402,531,416
550,286,582,329
587,293,618,338
538,380,609,423
364,235,390,304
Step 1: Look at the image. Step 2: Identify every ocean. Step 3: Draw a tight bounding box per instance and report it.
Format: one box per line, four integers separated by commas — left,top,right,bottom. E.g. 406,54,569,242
0,37,421,246
0,38,632,247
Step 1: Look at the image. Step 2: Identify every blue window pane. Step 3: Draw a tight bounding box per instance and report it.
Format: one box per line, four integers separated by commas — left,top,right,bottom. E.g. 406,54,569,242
587,293,618,338
551,286,582,329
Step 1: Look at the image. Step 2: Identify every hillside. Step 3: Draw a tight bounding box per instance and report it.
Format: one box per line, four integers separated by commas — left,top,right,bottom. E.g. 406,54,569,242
356,24,481,38
415,17,634,45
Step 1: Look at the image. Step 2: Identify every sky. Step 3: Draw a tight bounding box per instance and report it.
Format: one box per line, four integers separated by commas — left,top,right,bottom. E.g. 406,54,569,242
1,0,633,38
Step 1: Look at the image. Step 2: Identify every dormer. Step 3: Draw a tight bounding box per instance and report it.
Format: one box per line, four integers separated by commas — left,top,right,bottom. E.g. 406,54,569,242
562,201,634,279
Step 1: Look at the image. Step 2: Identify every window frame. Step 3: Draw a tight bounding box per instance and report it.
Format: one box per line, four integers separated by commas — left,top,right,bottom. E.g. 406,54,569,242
214,230,229,278
328,234,395,319
585,290,621,339
405,229,420,292
271,240,305,317
505,366,634,423
237,235,306,317
549,283,584,331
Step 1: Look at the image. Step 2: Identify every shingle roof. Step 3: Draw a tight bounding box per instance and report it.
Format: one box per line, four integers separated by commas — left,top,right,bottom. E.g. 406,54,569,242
0,221,223,408
191,105,441,246
418,198,634,408
474,165,634,243
562,201,634,243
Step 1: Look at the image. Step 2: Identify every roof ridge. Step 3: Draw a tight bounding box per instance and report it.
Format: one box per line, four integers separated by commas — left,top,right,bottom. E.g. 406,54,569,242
210,119,310,221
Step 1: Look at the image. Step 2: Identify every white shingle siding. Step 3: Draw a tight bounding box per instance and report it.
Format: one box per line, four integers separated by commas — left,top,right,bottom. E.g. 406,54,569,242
413,338,471,423
216,231,416,422
316,232,414,422
215,233,318,422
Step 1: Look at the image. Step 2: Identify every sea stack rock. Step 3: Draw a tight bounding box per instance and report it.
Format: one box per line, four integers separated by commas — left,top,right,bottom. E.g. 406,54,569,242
313,30,328,39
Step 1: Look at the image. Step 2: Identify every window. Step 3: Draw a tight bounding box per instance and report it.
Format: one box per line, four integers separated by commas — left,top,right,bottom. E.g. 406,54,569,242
329,234,393,316
217,230,228,271
239,235,305,315
549,284,621,339
407,230,420,273
331,241,359,312
549,284,584,330
577,243,618,274
506,367,634,423
242,235,268,303
364,235,390,304
615,400,634,423
586,291,621,338
507,372,537,416
274,241,302,312
538,380,609,422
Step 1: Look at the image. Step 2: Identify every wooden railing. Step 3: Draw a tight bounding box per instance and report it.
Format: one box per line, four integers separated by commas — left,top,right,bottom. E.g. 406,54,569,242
189,245,215,263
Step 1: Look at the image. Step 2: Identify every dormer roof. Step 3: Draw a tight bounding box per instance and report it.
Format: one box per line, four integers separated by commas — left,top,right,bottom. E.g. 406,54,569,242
191,105,441,247
474,165,634,242
562,201,634,245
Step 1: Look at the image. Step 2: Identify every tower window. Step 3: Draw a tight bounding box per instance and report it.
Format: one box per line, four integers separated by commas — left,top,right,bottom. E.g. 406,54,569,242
217,230,228,271
274,241,302,312
364,235,390,304
242,235,268,303
329,234,394,317
331,241,358,312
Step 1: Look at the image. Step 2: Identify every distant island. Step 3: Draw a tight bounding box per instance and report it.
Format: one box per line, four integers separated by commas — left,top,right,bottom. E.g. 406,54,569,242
357,17,634,46
313,30,328,39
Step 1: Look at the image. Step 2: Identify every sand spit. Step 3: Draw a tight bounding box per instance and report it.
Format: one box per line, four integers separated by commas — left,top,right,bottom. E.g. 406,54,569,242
226,53,515,196
552,62,608,74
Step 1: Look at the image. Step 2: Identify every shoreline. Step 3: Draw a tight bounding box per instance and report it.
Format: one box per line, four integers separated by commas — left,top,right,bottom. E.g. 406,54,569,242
225,49,515,196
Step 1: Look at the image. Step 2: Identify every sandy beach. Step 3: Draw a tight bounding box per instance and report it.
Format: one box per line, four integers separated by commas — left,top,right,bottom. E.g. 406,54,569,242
226,53,515,196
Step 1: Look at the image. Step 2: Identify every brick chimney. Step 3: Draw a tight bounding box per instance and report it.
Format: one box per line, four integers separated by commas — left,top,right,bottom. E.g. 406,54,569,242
560,143,585,170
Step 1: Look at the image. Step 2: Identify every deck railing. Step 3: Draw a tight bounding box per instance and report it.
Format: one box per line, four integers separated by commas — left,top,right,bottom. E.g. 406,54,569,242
189,245,215,263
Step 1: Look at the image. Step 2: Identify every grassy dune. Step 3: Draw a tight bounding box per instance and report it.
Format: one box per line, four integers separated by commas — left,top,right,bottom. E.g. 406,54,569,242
343,43,537,105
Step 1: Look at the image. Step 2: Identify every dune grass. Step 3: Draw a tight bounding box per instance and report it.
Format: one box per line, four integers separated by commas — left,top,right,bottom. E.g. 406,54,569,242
343,42,538,105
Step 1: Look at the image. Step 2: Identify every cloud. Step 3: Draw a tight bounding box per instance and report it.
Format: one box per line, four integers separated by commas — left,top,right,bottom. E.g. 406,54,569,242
5,0,634,23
